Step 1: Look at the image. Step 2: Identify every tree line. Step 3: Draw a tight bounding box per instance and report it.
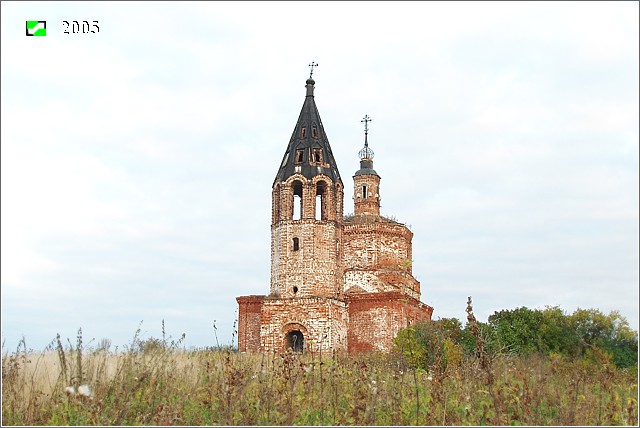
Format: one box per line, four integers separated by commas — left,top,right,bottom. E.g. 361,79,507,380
394,303,638,370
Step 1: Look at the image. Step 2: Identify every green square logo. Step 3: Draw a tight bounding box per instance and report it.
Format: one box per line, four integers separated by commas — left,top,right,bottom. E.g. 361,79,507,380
26,21,46,36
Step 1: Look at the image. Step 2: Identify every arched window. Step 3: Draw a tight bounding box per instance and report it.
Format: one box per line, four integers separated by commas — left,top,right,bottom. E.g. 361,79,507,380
285,330,304,352
316,181,327,220
362,184,368,199
292,181,303,220
293,237,299,251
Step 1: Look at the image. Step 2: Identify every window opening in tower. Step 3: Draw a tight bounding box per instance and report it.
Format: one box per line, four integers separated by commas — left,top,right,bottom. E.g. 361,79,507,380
312,148,323,163
316,181,326,220
293,181,303,220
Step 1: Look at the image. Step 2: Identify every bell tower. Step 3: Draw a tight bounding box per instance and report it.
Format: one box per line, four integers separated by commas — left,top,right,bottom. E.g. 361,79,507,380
270,65,344,299
353,115,381,216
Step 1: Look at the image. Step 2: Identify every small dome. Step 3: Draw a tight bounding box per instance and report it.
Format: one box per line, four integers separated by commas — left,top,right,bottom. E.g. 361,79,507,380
358,144,375,160
306,78,315,85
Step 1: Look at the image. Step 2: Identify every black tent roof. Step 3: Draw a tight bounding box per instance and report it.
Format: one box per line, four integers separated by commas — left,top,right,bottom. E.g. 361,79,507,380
274,78,341,184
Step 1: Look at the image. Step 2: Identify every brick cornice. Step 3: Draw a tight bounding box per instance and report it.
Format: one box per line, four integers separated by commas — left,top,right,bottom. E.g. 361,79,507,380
343,221,413,239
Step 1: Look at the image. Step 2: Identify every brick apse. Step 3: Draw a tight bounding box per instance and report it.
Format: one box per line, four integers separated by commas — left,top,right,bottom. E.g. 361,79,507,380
236,72,433,354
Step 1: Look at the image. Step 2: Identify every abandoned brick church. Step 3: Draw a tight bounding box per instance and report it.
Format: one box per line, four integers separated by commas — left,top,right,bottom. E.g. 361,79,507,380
236,70,433,354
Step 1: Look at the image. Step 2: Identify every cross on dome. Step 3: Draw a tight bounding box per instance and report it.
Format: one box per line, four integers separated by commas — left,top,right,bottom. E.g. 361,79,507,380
308,61,318,78
358,114,375,160
361,114,372,135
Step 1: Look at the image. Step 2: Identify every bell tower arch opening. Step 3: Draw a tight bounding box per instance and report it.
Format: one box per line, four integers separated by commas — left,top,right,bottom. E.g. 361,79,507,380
292,180,303,220
316,180,327,220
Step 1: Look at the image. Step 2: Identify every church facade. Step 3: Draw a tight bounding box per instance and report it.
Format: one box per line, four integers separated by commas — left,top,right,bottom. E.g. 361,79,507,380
236,72,433,354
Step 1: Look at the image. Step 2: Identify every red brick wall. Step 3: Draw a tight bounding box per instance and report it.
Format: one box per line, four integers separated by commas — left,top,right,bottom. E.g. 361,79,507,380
343,221,413,272
236,296,264,352
343,220,420,299
270,221,343,298
346,292,433,353
238,292,433,354
258,297,348,353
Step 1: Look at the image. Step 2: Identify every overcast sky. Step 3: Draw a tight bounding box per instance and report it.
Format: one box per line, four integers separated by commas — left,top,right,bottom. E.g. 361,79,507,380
2,1,638,351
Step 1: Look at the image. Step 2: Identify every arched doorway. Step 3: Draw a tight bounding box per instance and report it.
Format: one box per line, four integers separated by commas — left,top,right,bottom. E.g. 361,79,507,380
284,330,304,352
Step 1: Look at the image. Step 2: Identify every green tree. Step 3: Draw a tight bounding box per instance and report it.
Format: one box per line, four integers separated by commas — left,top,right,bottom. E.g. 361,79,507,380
570,308,638,368
487,307,544,355
539,305,579,356
393,326,428,369
396,306,637,369
461,319,495,356
393,318,465,371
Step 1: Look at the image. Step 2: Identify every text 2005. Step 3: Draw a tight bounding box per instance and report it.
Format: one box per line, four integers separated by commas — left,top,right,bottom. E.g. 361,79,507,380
63,21,99,34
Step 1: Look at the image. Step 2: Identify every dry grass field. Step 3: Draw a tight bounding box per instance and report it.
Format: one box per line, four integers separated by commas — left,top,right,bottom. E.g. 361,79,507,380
2,328,638,426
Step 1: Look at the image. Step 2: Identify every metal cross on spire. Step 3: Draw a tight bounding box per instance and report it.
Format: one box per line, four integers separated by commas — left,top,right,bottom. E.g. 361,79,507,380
308,61,318,78
361,115,372,145
358,114,375,160
361,114,372,133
